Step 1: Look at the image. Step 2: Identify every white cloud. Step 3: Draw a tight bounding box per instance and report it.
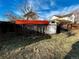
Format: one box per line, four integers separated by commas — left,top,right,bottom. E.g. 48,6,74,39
14,4,79,20
13,0,79,20
44,4,79,20
14,11,23,16
41,11,61,20
28,0,55,11
61,5,79,14
13,0,55,20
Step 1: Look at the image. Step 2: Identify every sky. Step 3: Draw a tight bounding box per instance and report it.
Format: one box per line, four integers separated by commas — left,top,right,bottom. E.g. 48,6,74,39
0,0,79,21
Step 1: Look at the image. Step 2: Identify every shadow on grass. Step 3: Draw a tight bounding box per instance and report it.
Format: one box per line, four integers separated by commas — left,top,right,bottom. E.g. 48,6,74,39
0,30,51,52
64,41,79,59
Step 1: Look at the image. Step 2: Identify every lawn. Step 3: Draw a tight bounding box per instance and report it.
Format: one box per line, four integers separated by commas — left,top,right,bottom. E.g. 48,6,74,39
0,29,79,59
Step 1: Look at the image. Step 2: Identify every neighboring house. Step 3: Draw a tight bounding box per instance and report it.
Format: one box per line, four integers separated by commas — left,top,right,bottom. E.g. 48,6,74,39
49,13,75,23
73,10,79,24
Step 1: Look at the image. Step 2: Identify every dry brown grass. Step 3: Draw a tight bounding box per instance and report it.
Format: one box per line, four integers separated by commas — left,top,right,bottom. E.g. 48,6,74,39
0,29,79,59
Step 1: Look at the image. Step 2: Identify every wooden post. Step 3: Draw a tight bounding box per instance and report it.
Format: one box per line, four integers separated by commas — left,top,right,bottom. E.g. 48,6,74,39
42,26,44,34
67,23,72,30
43,25,45,34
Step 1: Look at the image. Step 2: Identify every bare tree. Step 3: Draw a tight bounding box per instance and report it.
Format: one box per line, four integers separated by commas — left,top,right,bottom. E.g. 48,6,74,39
5,1,39,22
19,2,39,20
5,12,17,23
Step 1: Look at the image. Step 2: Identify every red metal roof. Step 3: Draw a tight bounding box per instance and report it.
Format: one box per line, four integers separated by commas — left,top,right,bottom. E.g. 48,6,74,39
15,20,49,25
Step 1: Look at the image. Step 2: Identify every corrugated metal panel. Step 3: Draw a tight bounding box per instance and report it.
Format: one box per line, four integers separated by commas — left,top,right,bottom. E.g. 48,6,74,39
15,20,49,25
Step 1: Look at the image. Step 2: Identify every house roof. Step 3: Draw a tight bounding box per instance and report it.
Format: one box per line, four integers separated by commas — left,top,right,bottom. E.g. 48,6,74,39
54,13,73,18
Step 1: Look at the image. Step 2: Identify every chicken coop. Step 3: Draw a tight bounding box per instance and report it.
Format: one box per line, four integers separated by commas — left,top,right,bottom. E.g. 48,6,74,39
15,20,57,34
